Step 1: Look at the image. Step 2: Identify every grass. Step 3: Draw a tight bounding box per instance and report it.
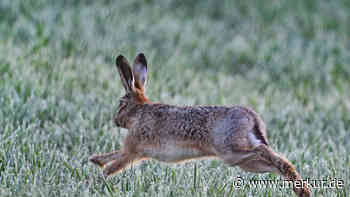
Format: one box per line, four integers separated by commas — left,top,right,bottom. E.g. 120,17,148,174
0,0,349,196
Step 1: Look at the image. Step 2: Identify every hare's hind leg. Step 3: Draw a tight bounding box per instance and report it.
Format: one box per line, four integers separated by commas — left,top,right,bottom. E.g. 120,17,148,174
221,149,265,167
89,151,121,168
253,145,311,197
238,159,279,173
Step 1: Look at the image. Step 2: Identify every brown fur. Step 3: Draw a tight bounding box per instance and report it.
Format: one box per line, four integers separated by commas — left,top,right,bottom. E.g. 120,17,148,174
89,53,311,197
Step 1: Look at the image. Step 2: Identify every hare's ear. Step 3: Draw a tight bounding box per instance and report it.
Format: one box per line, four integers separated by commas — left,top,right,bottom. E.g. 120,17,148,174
132,53,147,91
116,55,134,92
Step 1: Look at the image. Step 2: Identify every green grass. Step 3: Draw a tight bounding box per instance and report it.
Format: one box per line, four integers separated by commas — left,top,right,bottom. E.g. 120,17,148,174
0,0,349,196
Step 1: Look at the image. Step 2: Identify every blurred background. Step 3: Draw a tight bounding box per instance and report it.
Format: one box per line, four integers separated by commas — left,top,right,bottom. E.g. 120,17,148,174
0,0,349,196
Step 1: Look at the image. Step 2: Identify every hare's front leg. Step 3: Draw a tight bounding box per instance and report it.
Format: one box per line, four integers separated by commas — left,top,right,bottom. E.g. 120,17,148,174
103,150,144,177
89,151,121,168
102,135,145,177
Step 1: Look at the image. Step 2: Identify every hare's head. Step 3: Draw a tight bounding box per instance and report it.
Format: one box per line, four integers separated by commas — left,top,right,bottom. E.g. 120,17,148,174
114,53,149,128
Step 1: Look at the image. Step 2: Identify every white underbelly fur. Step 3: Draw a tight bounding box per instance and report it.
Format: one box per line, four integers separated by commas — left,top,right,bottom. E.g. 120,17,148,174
143,142,204,162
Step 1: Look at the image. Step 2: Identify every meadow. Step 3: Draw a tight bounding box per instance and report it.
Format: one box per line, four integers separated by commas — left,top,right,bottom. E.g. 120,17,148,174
0,0,349,196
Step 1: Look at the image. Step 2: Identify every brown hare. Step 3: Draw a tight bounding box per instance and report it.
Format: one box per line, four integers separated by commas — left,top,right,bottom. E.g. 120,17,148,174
89,53,311,197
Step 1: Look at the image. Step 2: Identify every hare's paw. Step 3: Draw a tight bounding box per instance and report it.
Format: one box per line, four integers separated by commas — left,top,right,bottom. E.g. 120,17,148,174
89,155,106,168
102,166,115,178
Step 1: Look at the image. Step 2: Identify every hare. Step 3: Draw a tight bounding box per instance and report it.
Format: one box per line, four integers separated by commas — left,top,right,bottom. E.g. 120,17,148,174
89,53,311,197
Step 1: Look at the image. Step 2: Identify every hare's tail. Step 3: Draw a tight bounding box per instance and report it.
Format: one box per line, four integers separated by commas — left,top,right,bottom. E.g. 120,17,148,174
260,146,311,197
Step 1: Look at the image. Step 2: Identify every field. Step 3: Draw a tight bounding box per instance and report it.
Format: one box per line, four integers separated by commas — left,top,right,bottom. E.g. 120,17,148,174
0,0,349,196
